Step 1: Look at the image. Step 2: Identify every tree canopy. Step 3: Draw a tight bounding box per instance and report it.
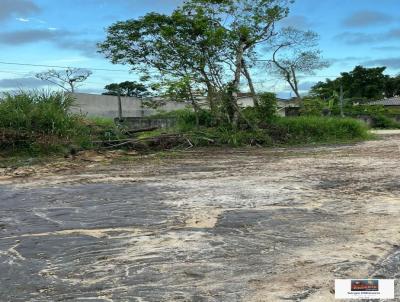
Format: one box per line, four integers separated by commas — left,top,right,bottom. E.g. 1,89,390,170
103,81,149,98
310,66,399,101
36,68,92,93
267,27,329,100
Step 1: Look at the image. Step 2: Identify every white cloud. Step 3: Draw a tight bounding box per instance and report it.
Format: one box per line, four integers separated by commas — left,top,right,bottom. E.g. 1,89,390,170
16,17,29,22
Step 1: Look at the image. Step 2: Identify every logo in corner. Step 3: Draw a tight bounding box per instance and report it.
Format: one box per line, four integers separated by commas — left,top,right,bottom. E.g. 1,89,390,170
351,280,379,292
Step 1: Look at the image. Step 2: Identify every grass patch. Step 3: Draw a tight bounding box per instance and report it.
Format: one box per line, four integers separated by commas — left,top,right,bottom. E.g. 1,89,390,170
0,92,371,159
148,111,371,147
0,91,124,155
265,116,371,145
371,115,400,129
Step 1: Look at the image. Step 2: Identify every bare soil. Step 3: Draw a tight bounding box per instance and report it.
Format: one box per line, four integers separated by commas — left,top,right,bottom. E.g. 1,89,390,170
1,131,400,301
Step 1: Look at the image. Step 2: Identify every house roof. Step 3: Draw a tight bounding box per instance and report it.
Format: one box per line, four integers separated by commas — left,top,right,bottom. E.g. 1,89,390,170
369,97,400,106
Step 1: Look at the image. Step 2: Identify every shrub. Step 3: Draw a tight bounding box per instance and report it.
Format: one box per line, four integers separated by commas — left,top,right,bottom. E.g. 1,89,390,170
371,115,400,129
188,128,272,147
0,91,123,154
345,105,400,129
242,92,278,125
150,109,370,147
300,97,325,116
257,92,277,120
150,109,214,131
265,116,370,144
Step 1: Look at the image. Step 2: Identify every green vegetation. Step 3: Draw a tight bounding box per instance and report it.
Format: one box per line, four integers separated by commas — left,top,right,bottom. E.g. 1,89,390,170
267,116,370,144
0,91,123,155
310,66,400,101
296,96,400,129
0,90,370,157
145,108,370,147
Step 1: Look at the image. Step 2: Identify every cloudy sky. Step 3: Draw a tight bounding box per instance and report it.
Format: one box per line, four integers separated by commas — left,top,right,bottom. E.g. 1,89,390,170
0,0,399,97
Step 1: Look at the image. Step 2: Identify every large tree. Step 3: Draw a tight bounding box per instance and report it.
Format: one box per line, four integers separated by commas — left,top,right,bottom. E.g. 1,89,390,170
267,27,329,100
384,75,400,98
36,68,92,93
99,0,291,127
98,10,229,116
310,66,392,101
183,0,291,126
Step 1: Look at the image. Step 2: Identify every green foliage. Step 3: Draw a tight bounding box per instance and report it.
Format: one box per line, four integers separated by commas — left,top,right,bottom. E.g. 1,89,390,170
310,66,399,101
0,91,78,136
258,92,277,119
188,128,273,147
385,76,400,97
300,97,325,116
103,81,149,97
0,91,123,154
99,0,292,128
347,104,386,116
150,109,213,131
371,115,400,129
344,104,400,129
266,116,370,144
148,109,369,147
242,92,278,125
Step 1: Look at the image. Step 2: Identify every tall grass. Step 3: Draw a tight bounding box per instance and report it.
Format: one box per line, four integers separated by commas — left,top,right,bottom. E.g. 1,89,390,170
0,91,78,135
0,91,122,154
150,110,370,147
267,116,370,145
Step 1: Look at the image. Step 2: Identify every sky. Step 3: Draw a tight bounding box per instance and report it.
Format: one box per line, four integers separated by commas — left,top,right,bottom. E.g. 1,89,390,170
0,0,399,97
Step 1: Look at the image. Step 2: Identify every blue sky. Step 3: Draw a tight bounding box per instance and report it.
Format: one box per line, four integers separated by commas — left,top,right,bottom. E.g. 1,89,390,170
0,0,399,97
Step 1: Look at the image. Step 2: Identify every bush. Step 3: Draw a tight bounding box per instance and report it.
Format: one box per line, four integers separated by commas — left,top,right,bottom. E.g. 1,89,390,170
371,115,400,129
149,108,370,147
188,128,273,147
300,97,325,116
265,116,370,145
345,105,400,129
0,91,123,154
150,109,213,131
242,92,278,125
257,92,277,120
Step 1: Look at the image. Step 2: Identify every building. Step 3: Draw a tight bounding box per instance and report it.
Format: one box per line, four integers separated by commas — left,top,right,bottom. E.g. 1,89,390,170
236,93,300,116
368,97,400,110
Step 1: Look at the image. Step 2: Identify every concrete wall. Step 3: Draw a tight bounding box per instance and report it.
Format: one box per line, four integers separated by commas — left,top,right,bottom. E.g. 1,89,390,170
70,93,187,118
70,92,298,118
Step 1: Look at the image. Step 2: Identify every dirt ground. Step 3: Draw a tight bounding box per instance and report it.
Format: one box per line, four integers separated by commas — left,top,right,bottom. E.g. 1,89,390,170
0,131,400,301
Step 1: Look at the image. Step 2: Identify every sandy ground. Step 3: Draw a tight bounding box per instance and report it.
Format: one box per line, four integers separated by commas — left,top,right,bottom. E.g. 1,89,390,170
0,131,400,301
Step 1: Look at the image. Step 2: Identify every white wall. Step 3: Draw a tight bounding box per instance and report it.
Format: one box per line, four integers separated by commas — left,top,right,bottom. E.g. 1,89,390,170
69,93,297,118
70,93,188,118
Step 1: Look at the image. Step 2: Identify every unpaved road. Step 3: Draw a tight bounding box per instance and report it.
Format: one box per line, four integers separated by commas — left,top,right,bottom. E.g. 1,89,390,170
1,132,400,301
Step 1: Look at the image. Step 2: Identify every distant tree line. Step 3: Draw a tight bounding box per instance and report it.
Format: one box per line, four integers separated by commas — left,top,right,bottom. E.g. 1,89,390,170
310,66,400,102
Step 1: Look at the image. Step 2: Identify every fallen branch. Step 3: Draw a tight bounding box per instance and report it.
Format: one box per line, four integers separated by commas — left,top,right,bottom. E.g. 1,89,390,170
96,133,185,150
123,126,159,136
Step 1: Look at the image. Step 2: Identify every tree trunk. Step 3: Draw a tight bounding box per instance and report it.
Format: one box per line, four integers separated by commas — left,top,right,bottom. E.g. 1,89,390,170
290,66,302,101
242,59,259,107
205,81,216,114
187,85,200,129
231,42,245,128
117,92,123,121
